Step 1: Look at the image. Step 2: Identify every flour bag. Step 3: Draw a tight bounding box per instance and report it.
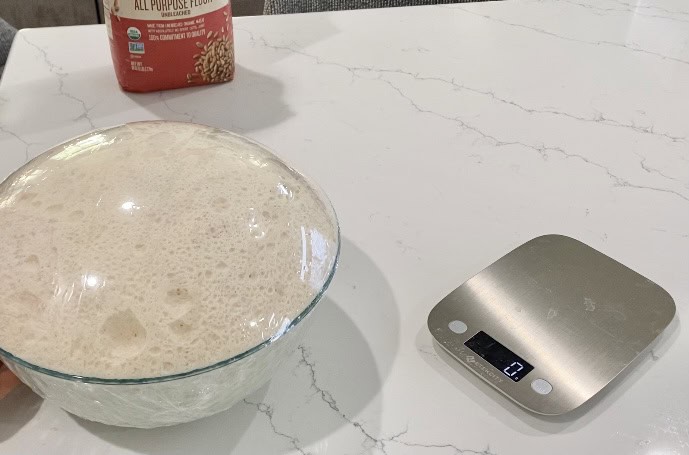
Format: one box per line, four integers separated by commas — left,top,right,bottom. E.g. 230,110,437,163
104,0,235,92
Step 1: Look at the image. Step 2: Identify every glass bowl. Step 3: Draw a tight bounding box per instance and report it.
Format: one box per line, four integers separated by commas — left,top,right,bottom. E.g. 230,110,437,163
0,121,340,428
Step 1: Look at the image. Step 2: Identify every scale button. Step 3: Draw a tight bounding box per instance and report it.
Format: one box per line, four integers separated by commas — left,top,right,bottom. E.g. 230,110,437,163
531,378,553,395
448,320,468,334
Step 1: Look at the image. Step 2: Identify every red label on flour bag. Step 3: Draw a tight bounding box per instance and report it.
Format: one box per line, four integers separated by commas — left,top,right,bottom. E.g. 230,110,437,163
104,0,235,92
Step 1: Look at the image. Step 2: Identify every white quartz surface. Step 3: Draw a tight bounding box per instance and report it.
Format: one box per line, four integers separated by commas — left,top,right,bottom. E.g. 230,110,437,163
1,0,688,453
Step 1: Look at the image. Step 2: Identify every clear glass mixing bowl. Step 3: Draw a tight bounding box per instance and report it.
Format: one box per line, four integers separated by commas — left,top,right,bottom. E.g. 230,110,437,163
0,121,340,428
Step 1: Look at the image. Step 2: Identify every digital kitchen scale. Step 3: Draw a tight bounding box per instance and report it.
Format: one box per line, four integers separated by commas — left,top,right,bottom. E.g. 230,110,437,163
427,234,676,415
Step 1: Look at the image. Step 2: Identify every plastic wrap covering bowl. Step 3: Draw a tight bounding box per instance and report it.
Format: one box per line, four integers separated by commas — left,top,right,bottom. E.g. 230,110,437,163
0,121,340,428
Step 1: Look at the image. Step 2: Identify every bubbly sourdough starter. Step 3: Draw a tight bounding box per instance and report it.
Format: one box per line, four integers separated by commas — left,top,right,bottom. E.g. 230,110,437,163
0,122,338,379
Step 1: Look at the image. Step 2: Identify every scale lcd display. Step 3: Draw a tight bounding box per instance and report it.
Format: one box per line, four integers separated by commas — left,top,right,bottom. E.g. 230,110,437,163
464,331,534,382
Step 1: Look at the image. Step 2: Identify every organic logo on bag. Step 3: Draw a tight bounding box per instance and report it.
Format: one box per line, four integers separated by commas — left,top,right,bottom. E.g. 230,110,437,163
127,27,142,40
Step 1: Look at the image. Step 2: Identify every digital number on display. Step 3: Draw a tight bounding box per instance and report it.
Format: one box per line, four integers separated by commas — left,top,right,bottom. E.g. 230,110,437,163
464,331,534,382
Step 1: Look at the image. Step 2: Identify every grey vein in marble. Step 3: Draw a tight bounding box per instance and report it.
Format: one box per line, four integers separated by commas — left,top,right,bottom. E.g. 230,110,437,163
387,435,496,455
0,114,34,164
418,344,439,358
158,92,197,123
237,27,686,142
20,35,97,129
297,346,496,454
608,0,689,17
393,70,683,143
243,399,309,455
236,28,689,203
452,6,689,66
359,63,686,143
544,146,689,202
375,75,689,202
551,0,689,24
637,153,688,187
297,345,386,452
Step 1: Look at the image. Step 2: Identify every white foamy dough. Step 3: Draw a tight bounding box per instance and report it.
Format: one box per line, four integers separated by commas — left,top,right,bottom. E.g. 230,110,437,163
0,122,338,379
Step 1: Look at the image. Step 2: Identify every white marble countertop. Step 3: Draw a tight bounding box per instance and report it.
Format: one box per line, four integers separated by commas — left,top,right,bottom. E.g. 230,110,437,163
1,0,688,453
